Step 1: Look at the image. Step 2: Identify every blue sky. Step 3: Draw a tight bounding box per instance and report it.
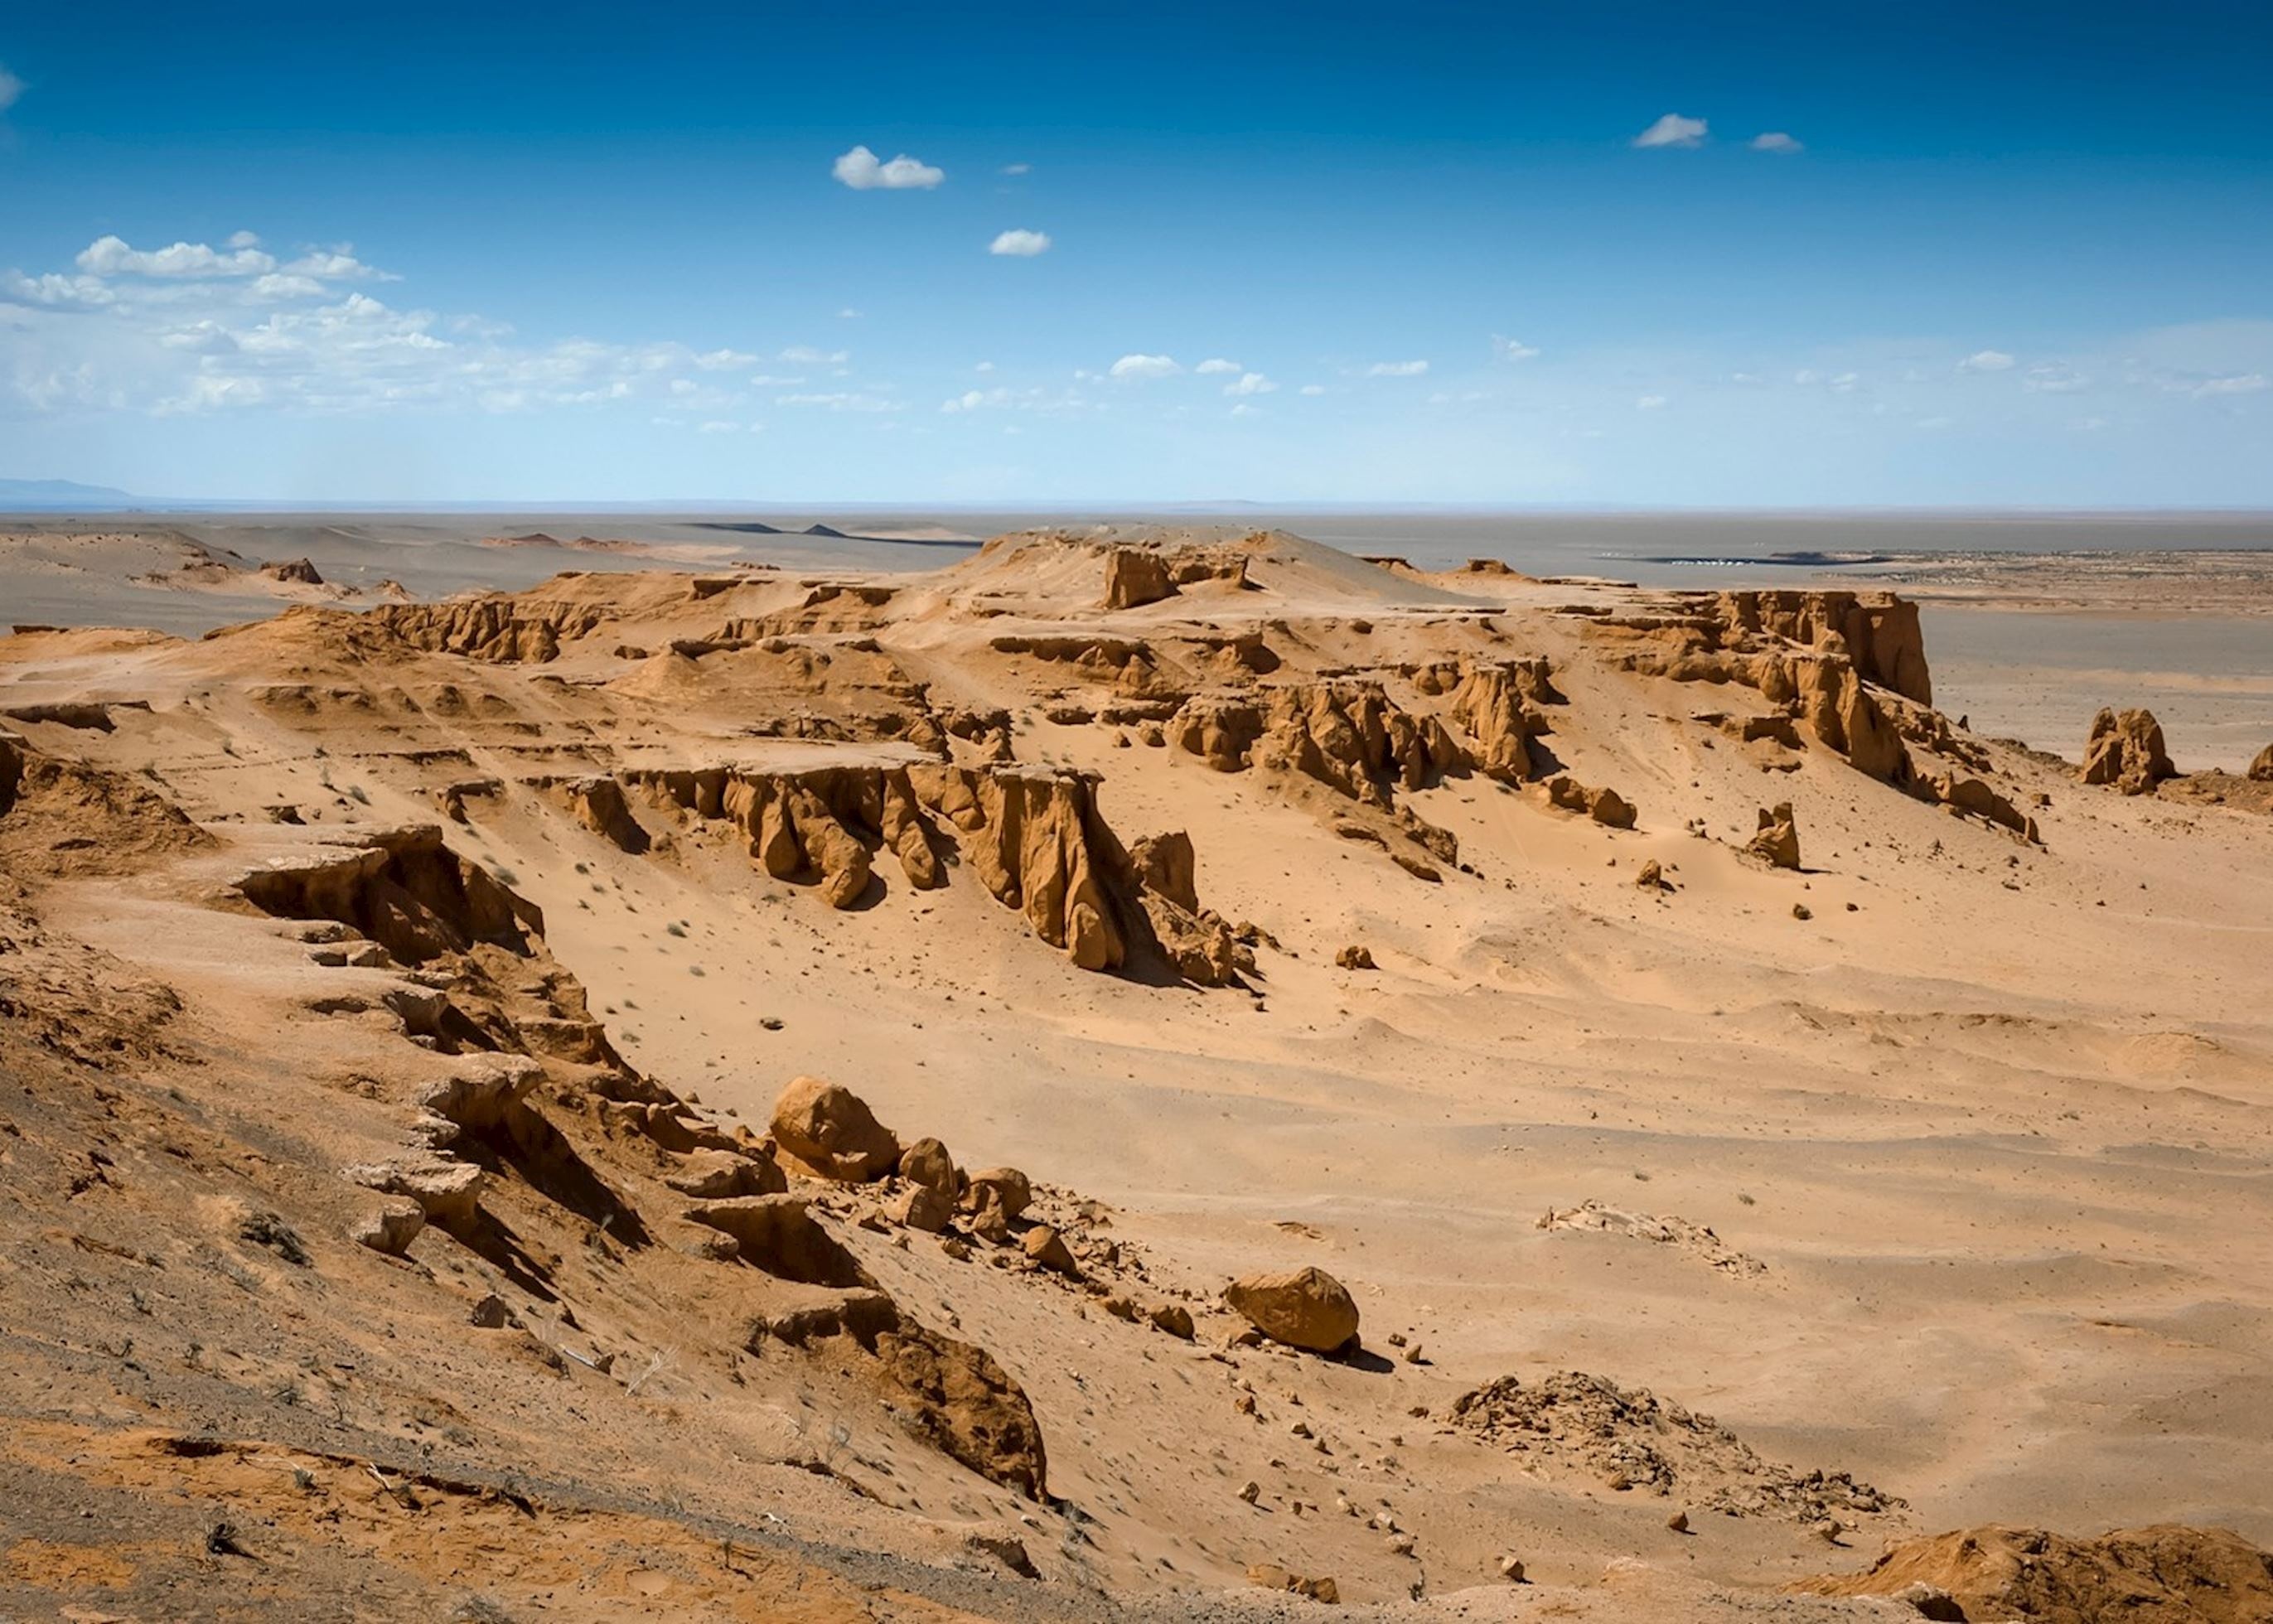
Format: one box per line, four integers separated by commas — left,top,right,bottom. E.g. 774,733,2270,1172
2,0,2269,505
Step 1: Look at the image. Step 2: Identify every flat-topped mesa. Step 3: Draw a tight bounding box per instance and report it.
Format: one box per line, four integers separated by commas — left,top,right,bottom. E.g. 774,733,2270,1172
1705,589,1932,705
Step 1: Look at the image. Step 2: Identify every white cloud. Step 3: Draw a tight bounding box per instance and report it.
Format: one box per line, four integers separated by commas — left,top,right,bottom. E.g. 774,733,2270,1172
989,229,1052,257
1636,394,1669,409
249,273,327,301
837,307,861,318
1224,371,1276,397
1750,132,1804,154
2,270,116,308
1298,384,1327,396
974,360,994,373
280,249,389,281
77,234,278,278
1000,162,1031,176
774,390,904,412
1632,114,1708,150
2023,365,2089,394
1960,350,2016,372
1230,402,1260,418
1366,360,1429,377
1195,358,1241,375
0,65,22,113
698,419,741,433
693,348,758,370
778,346,849,365
746,373,805,386
2195,373,2268,397
832,145,944,191
1110,353,1179,379
1492,334,1539,362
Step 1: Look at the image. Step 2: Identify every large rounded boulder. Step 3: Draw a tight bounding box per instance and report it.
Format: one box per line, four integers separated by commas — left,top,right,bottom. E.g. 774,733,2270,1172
1225,1265,1361,1354
768,1075,900,1182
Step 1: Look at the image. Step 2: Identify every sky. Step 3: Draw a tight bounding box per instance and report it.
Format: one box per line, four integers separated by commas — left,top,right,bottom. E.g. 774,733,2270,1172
1,0,2269,507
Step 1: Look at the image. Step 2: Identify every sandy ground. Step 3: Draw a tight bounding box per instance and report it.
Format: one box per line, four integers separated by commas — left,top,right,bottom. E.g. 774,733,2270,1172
2,522,2269,1620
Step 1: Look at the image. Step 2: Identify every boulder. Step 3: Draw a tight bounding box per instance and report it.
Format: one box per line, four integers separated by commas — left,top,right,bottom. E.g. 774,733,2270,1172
2080,708,2175,795
1246,1564,1341,1604
768,1075,900,1182
664,1148,787,1199
963,1167,1033,1224
1149,1303,1196,1339
2251,742,2273,783
1224,1265,1361,1353
1335,945,1376,970
344,1156,484,1228
1022,1225,1079,1275
1748,803,1801,870
350,1197,426,1256
888,1184,954,1234
897,1136,958,1196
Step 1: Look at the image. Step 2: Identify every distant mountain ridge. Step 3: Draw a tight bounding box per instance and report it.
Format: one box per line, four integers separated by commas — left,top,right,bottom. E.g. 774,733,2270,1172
0,477,141,509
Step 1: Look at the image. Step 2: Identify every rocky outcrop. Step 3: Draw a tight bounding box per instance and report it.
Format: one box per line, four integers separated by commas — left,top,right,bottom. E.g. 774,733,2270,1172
262,557,324,585
2081,707,2176,795
1927,772,2040,842
1225,1265,1361,1353
1419,657,1560,783
1170,681,1468,805
370,595,610,663
1748,803,1801,870
1126,830,1254,986
236,826,543,967
1545,775,1637,829
1794,1523,2273,1624
1753,653,1913,785
918,766,1125,970
2251,743,2273,782
626,763,941,907
542,774,649,853
1707,590,1931,704
769,1075,902,1182
1103,547,1176,610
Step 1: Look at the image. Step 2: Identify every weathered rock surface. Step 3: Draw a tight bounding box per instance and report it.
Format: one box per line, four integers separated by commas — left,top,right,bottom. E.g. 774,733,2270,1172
769,1075,901,1182
1103,547,1176,610
1224,1265,1361,1353
1795,1523,2273,1623
1748,803,1801,870
2081,706,2177,795
2251,742,2273,782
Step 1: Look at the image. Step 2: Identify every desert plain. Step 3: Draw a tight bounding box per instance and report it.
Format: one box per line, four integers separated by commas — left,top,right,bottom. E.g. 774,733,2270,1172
1,514,2271,1622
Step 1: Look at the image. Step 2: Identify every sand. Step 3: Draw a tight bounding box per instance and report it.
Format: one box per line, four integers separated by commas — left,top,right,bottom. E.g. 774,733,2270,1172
1,520,2269,1621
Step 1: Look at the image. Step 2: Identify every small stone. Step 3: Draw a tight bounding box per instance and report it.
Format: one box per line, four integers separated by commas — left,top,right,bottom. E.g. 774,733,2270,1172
1237,1480,1260,1504
1022,1225,1079,1276
469,1293,512,1329
1792,902,1813,921
1499,1555,1526,1583
1149,1303,1195,1339
1666,1510,1690,1533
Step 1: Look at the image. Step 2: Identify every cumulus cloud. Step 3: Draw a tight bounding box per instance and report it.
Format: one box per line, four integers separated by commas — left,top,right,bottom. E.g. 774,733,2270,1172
1366,360,1429,377
1109,353,1179,379
1960,350,2016,372
1195,358,1240,375
1492,334,1539,362
1750,132,1803,154
1224,371,1276,397
1632,114,1708,149
988,229,1051,257
0,65,22,113
0,231,810,421
832,145,944,190
78,234,278,278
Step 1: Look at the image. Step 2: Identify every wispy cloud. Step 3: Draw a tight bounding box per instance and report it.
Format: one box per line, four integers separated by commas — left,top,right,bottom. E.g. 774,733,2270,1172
0,65,22,113
1632,114,1708,149
831,145,944,191
1000,162,1031,176
1960,350,2016,372
988,229,1051,257
1492,334,1540,362
1366,359,1429,377
1749,132,1803,154
778,346,848,366
1109,353,1179,379
2194,373,2268,398
1195,358,1241,375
